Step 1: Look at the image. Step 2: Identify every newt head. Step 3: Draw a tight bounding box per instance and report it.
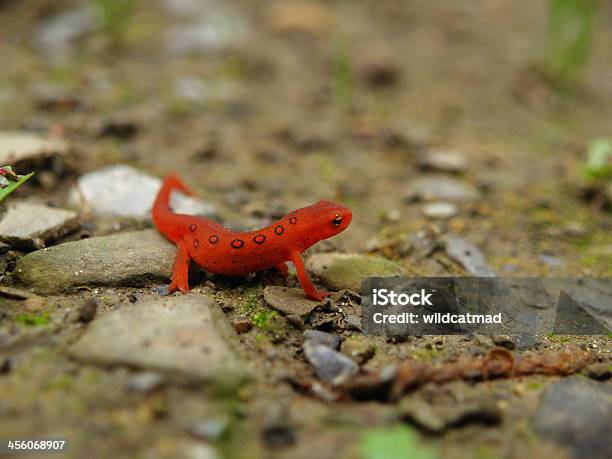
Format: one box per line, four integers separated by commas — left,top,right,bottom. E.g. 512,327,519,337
295,199,352,248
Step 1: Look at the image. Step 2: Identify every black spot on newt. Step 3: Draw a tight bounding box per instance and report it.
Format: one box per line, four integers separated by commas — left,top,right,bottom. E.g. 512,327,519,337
208,235,219,244
289,217,297,225
189,224,197,232
274,225,284,235
231,239,244,249
193,239,200,249
253,234,266,244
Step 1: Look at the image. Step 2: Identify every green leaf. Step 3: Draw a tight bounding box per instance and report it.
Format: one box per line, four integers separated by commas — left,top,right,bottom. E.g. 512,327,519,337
0,171,34,203
360,425,438,459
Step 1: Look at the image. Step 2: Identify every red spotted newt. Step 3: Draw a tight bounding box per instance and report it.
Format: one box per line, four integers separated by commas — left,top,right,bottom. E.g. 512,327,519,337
152,175,352,301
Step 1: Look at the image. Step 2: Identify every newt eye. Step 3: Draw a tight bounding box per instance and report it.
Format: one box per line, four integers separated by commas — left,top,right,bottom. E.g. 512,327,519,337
332,215,343,226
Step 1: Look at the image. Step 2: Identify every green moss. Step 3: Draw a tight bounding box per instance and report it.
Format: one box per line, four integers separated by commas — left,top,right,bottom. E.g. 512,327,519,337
14,311,51,326
251,309,279,330
410,347,441,362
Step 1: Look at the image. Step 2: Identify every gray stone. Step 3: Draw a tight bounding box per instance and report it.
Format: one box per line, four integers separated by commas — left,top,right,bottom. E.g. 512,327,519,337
14,229,175,294
0,131,69,165
303,341,359,386
532,376,612,459
263,286,321,317
186,416,229,441
418,149,468,173
35,7,95,59
68,295,247,385
306,253,404,292
539,254,564,267
164,14,247,56
442,235,496,276
69,165,215,220
406,176,479,203
0,202,80,250
303,330,341,350
126,371,166,393
421,202,458,220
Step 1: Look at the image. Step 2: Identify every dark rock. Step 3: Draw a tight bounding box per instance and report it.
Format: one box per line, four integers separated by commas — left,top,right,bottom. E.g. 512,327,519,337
586,363,612,381
491,335,516,350
99,120,139,140
0,358,11,375
75,299,97,323
303,330,341,350
285,314,304,329
233,318,253,334
532,376,612,459
514,333,540,350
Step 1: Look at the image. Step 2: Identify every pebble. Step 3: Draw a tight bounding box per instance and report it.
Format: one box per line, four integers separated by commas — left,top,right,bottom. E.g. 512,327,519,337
406,176,479,203
35,6,95,59
306,253,404,292
303,341,359,386
69,165,215,220
186,416,229,442
539,254,564,267
263,286,321,317
442,234,496,276
266,1,335,37
0,131,69,166
125,371,166,394
357,43,399,87
14,229,175,294
24,297,47,312
164,14,247,56
418,149,468,173
421,202,458,220
491,335,516,350
532,376,612,459
345,314,362,331
0,202,80,250
74,299,97,323
68,295,247,385
232,318,253,334
303,330,341,350
285,314,305,329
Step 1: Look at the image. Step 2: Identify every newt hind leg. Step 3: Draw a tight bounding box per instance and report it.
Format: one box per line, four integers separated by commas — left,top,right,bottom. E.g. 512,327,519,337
168,240,191,294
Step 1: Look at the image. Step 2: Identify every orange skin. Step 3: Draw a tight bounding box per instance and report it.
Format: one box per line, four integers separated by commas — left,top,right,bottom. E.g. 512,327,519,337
152,175,353,301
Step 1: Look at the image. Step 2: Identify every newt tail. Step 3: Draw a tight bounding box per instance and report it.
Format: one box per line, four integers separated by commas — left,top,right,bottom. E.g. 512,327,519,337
152,175,352,301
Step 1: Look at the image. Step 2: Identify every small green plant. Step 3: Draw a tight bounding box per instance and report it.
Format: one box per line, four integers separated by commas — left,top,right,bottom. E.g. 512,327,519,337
14,312,51,326
542,0,598,92
0,167,34,203
360,425,437,459
332,36,353,110
251,309,279,329
94,0,137,44
583,138,612,182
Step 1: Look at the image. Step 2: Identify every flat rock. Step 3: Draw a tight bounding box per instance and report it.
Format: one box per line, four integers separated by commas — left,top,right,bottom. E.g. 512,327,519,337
418,149,468,173
68,295,247,385
0,202,80,250
306,253,404,292
303,341,359,386
421,202,458,220
263,286,321,317
406,176,479,203
0,131,69,165
69,165,215,220
442,235,496,276
14,229,175,294
532,376,612,459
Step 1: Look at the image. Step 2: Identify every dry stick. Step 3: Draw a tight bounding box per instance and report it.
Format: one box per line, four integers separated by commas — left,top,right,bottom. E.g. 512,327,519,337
388,345,594,399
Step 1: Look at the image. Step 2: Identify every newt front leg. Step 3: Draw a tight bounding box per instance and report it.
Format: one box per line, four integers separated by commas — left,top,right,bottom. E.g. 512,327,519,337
289,251,330,302
168,240,191,294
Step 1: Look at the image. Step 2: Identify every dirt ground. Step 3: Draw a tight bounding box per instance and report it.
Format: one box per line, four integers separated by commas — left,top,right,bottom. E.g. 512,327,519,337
0,1,611,458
